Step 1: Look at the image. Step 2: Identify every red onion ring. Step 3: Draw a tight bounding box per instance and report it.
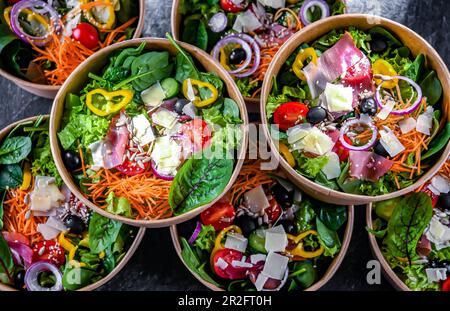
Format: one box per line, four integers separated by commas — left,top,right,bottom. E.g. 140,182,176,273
375,74,423,115
188,221,203,245
25,261,63,291
224,33,261,78
150,160,175,181
212,36,252,75
10,0,61,47
299,0,330,26
339,116,378,151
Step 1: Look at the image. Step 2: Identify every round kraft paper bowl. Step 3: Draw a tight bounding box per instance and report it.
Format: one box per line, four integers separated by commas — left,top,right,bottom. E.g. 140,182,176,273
170,0,346,112
0,115,146,292
50,38,249,228
260,14,450,206
366,203,410,291
0,0,146,99
170,205,354,291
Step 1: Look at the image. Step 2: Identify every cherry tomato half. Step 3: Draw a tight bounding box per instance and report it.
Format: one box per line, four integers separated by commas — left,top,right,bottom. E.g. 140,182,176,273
32,241,65,267
220,0,247,13
72,22,99,50
200,201,235,231
332,135,352,162
442,278,450,291
116,158,149,176
212,248,248,279
273,102,309,131
181,119,212,153
265,198,282,223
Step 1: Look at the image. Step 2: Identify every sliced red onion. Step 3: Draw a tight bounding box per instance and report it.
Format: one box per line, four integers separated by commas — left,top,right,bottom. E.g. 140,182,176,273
339,115,378,151
226,33,261,78
375,75,423,115
150,160,175,181
212,36,253,75
25,261,63,291
188,221,202,245
10,0,61,47
299,0,330,26
7,241,33,268
161,97,178,111
208,12,228,33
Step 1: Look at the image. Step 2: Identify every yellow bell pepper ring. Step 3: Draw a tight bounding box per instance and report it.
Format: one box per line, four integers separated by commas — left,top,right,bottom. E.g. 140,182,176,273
210,225,242,267
82,0,116,30
3,6,12,27
58,232,78,261
20,162,32,190
285,230,324,259
182,79,219,108
86,88,133,116
373,59,398,89
278,142,296,167
292,47,318,81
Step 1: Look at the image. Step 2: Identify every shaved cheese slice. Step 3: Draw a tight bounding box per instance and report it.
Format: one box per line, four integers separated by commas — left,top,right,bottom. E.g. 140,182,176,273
416,107,434,135
324,83,354,112
232,10,262,33
426,217,450,248
376,100,395,120
258,0,285,9
250,254,266,264
287,123,311,144
45,216,67,232
37,223,60,240
398,117,416,134
132,114,155,146
264,225,288,252
244,185,270,213
379,126,405,157
216,257,228,270
425,268,447,283
431,175,450,194
151,108,178,129
291,127,334,156
141,81,166,107
224,233,248,253
254,272,269,291
262,252,289,280
321,152,341,180
231,260,253,268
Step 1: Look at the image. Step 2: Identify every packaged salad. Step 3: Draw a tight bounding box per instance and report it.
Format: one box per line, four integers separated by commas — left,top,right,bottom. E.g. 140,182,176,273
172,0,345,102
262,15,450,204
0,116,143,291
0,0,143,97
171,160,352,291
51,35,248,227
367,158,450,291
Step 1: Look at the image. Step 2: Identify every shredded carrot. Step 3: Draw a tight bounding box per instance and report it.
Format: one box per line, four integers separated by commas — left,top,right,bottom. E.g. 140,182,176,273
79,145,87,177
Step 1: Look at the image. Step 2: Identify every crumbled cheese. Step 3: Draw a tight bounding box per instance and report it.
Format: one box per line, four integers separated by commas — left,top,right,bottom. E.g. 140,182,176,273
224,233,248,253
379,126,405,157
131,115,155,146
244,185,270,213
231,260,253,268
264,225,288,252
324,83,354,113
254,272,269,291
151,136,182,176
262,252,289,280
321,152,341,180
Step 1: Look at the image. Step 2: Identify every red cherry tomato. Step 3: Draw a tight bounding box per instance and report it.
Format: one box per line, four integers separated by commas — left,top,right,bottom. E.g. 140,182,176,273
332,135,352,162
442,278,450,291
273,102,309,131
200,201,235,231
116,158,149,176
212,248,248,279
181,119,212,152
2,232,29,245
72,23,99,50
220,0,247,12
421,186,438,208
32,241,65,267
265,198,282,223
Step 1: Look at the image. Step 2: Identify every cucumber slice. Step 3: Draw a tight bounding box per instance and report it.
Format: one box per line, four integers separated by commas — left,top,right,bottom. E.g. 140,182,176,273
161,78,179,99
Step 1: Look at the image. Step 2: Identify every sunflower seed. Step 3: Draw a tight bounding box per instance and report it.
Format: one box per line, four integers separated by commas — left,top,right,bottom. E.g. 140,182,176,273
138,145,144,153
24,194,30,204
137,160,145,169
130,153,137,161
142,157,151,163
129,147,139,153
38,246,46,256
25,210,31,220
257,217,263,226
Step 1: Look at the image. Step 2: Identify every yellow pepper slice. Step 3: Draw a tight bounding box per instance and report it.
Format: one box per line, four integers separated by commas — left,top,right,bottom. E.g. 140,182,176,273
82,0,116,30
69,260,87,268
210,225,242,267
3,6,12,27
373,59,398,89
292,47,317,81
86,88,133,116
279,142,296,167
182,79,219,108
79,235,90,248
285,230,324,259
59,232,78,261
219,47,231,71
20,162,32,190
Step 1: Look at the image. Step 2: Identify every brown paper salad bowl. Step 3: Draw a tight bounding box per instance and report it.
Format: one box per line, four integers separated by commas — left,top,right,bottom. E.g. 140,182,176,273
171,0,347,110
0,115,144,291
0,0,145,99
366,157,450,291
170,161,353,291
50,37,249,228
260,14,450,206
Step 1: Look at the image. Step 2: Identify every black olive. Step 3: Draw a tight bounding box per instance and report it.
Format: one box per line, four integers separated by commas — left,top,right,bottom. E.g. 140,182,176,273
428,260,446,269
62,150,82,172
373,140,389,157
14,270,25,289
174,98,189,114
371,36,388,53
278,219,296,234
229,48,247,65
271,183,292,206
306,106,327,124
360,98,377,116
234,215,257,236
437,193,450,211
64,215,86,234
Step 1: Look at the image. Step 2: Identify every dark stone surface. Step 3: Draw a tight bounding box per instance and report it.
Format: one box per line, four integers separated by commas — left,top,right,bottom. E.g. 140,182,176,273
0,0,448,291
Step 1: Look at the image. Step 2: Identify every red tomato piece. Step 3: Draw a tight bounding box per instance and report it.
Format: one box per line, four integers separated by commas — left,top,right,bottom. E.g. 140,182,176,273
220,0,247,12
421,186,438,208
273,102,309,131
200,201,235,231
442,278,450,291
332,135,352,162
265,198,282,223
32,241,65,267
72,22,99,50
116,158,149,176
181,119,212,152
212,248,248,279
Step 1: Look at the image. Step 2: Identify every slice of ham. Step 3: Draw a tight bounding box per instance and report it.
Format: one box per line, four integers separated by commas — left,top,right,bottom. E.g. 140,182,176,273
103,115,129,169
349,151,393,182
416,235,432,257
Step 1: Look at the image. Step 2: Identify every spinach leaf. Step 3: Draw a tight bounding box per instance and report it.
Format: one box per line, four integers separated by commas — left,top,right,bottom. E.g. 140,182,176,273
0,24,17,54
113,42,146,68
223,98,240,119
105,192,132,217
169,155,234,215
88,212,122,254
420,70,443,106
199,72,224,98
314,171,339,191
62,266,98,291
0,233,14,285
1,40,33,79
0,164,23,190
368,26,402,47
129,51,173,91
316,217,341,257
384,192,433,264
196,20,208,51
319,205,347,231
0,136,31,164
167,33,200,82
405,54,425,82
294,199,316,232
422,122,450,160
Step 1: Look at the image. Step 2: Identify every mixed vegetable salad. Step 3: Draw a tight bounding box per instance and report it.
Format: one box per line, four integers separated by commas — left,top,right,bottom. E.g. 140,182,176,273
369,158,450,291
178,0,345,99
0,0,139,86
57,34,243,220
0,117,139,291
177,161,348,291
267,26,448,196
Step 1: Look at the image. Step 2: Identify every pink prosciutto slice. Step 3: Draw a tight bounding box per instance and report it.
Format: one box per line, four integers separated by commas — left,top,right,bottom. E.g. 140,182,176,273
102,115,129,169
349,151,393,182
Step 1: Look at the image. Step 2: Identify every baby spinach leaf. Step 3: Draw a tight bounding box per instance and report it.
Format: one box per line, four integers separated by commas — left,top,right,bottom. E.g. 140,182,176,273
0,24,17,54
368,26,402,47
0,164,23,190
420,70,443,106
319,205,347,231
167,32,200,82
196,20,208,51
0,233,14,285
316,217,339,248
0,136,32,164
199,72,223,99
62,266,98,291
405,54,425,82
130,51,173,91
113,42,146,68
88,212,122,254
1,40,33,79
295,199,316,232
169,155,234,215
223,98,240,119
422,122,450,160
